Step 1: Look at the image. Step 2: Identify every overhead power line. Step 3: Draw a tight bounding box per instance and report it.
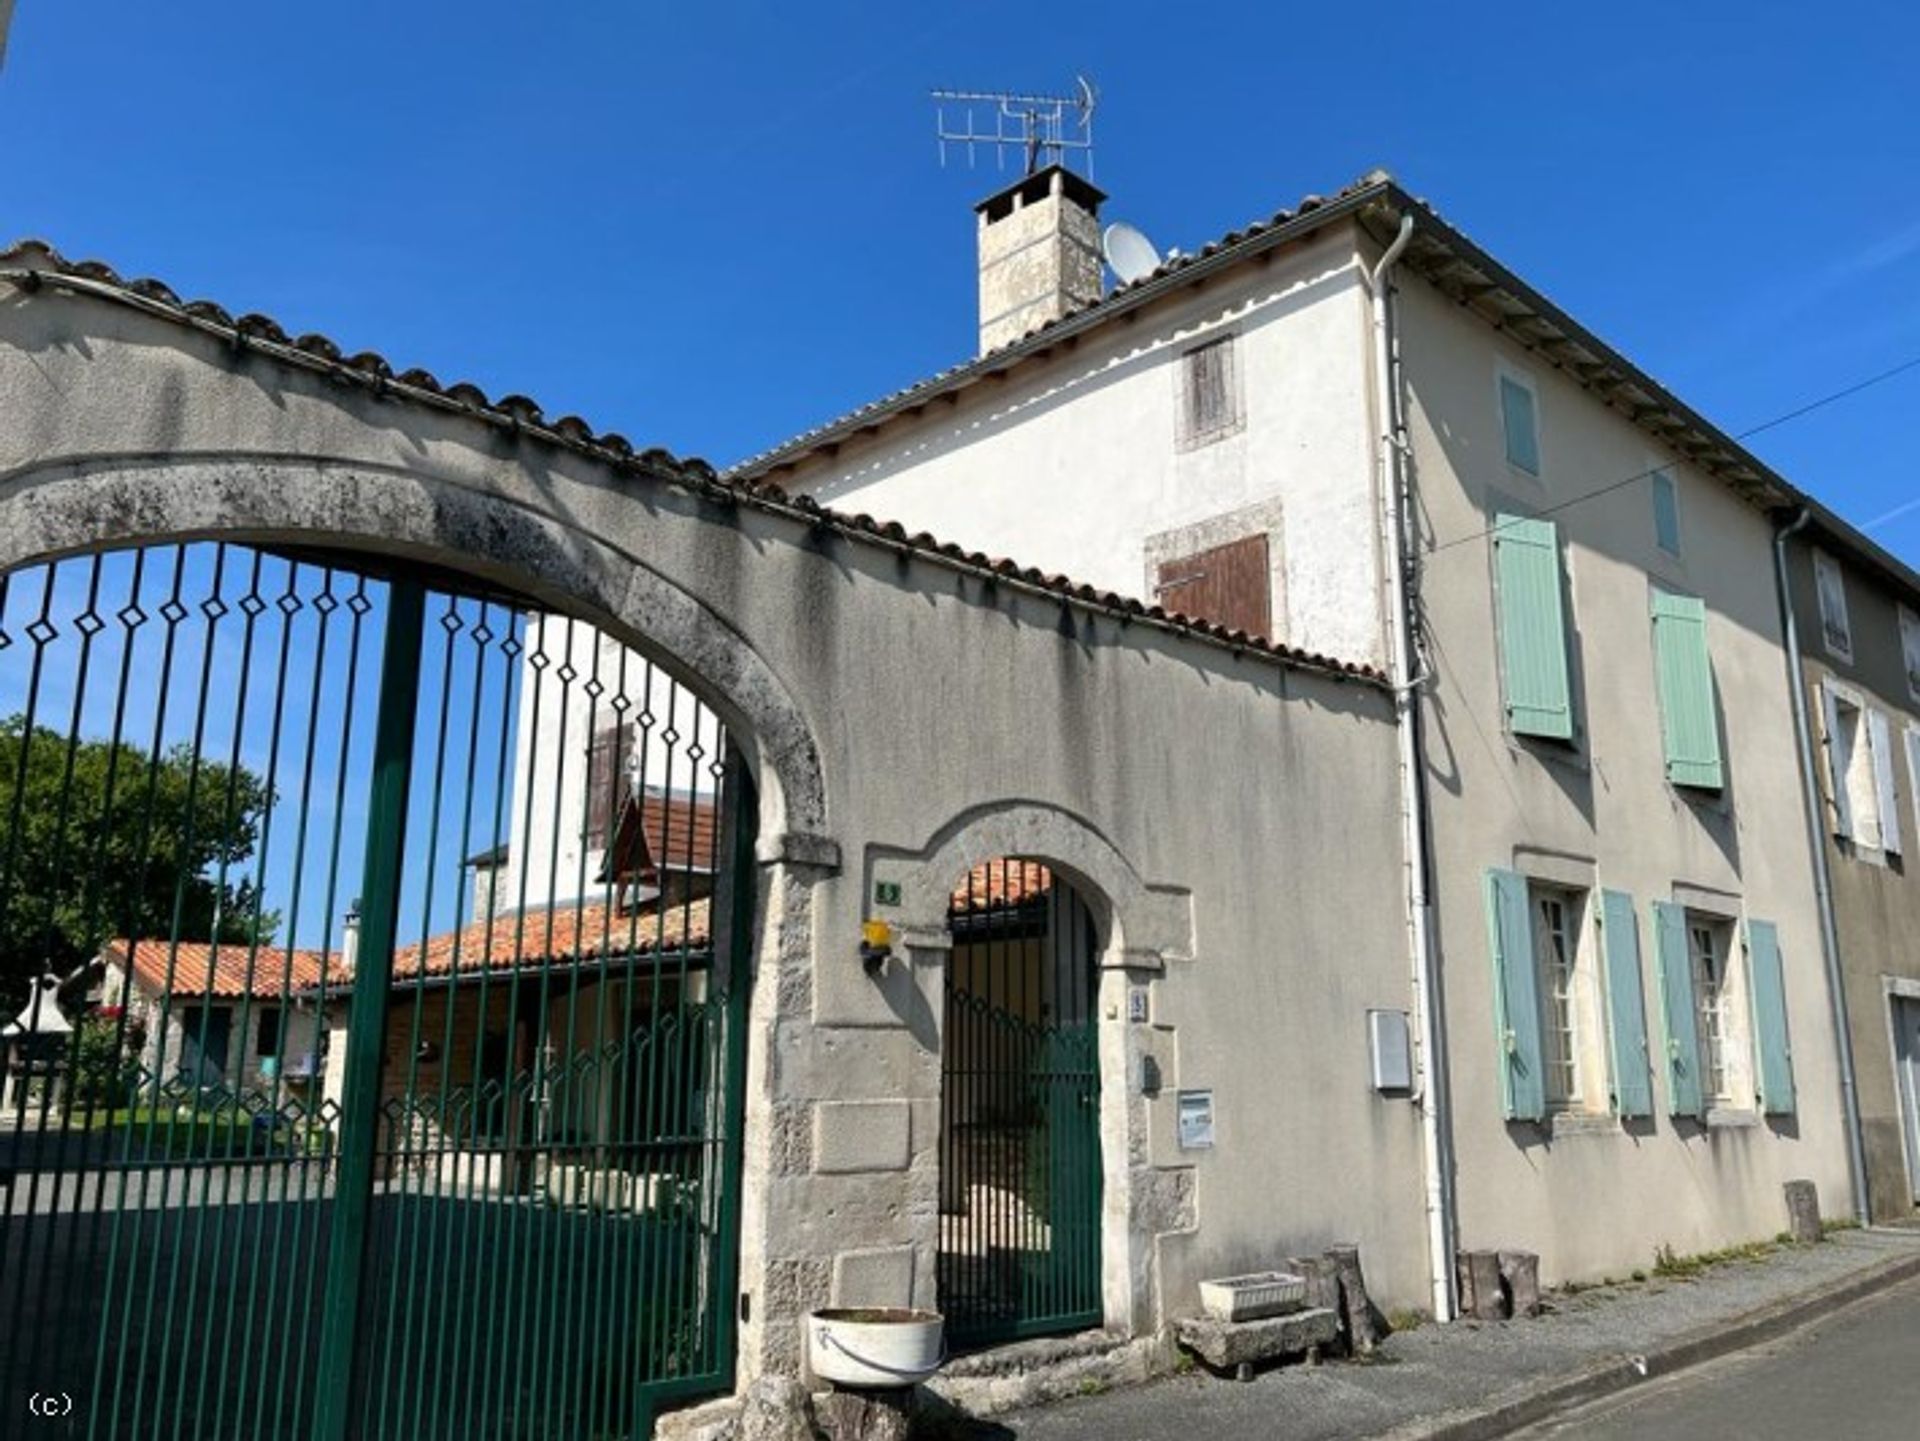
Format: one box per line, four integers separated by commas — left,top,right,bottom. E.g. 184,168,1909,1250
1429,351,1920,555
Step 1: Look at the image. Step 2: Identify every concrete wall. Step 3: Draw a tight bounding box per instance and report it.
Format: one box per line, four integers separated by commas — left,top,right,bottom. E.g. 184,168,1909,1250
1399,276,1853,1280
0,273,1429,1398
1780,536,1920,1220
778,225,1387,670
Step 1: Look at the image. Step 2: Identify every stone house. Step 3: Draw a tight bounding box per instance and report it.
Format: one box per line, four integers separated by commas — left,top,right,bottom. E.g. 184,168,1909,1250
739,165,1867,1308
97,938,336,1101
1776,520,1920,1221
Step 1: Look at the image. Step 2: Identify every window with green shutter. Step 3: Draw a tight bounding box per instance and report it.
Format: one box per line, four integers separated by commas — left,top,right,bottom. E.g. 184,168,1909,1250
1600,890,1654,1118
1746,919,1796,1116
1494,515,1575,741
1651,900,1706,1118
1485,868,1548,1121
1650,589,1724,790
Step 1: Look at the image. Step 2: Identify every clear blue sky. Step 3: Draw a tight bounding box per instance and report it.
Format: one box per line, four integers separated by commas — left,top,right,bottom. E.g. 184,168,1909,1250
4,2,1918,549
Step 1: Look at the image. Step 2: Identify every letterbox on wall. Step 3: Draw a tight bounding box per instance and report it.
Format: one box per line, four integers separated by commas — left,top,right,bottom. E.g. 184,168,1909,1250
1368,1008,1412,1092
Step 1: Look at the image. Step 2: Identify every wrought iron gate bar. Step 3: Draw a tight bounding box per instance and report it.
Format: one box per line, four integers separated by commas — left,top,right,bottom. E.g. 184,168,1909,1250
939,858,1102,1351
0,542,752,1440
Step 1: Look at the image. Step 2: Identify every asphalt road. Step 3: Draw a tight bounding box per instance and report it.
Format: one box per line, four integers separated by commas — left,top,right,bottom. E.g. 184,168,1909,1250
1515,1272,1920,1440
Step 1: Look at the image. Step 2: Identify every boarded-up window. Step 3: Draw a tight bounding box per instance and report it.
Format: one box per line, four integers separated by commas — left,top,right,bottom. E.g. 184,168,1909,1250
1154,533,1271,639
1179,336,1240,448
584,719,631,849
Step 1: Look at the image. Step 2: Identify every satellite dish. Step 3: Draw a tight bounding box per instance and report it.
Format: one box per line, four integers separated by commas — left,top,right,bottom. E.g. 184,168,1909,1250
1102,221,1162,285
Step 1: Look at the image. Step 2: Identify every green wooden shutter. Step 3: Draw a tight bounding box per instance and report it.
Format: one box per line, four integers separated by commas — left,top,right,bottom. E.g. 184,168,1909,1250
1600,890,1654,1118
1494,516,1574,740
1485,868,1547,1121
1651,590,1724,790
1746,919,1797,1116
1651,900,1705,1118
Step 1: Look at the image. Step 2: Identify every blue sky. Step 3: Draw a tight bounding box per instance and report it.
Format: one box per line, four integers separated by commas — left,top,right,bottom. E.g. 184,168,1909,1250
2,4,1916,952
4,2,1917,551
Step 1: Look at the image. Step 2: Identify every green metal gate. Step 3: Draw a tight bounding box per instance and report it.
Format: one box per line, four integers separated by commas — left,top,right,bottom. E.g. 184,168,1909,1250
937,859,1102,1350
0,541,753,1439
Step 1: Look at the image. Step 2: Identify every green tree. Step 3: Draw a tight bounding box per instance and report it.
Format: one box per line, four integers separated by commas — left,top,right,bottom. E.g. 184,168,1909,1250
0,714,277,1017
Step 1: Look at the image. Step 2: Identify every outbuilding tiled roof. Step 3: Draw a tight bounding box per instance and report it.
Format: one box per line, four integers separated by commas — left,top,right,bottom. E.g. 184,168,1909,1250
387,896,712,984
107,939,348,1002
0,240,1382,685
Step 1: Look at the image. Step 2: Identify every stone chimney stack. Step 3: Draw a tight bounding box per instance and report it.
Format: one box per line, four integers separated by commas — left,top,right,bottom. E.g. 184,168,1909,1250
974,165,1107,355
340,900,361,977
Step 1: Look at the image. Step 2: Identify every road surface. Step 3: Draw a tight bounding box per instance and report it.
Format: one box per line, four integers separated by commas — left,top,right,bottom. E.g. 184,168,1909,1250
1515,1271,1920,1440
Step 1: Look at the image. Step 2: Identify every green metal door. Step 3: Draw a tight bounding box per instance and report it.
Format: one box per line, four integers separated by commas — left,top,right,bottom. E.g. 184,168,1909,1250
938,860,1102,1350
0,541,753,1439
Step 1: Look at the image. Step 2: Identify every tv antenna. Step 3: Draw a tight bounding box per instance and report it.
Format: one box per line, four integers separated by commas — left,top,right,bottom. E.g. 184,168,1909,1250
932,77,1097,177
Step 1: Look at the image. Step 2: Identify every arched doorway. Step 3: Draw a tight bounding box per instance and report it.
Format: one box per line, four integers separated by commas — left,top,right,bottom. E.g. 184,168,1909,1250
0,539,756,1438
938,858,1103,1349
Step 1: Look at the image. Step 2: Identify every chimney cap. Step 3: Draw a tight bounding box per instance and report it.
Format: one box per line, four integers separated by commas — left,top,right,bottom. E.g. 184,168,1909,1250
974,164,1107,222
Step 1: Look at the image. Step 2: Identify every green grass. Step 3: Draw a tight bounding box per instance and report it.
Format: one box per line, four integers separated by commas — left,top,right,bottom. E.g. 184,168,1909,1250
80,1103,325,1157
1652,1237,1779,1280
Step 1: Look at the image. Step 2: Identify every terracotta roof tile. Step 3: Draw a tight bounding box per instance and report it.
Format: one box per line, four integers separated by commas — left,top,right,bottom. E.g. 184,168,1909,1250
949,860,1052,914
107,939,348,1001
389,895,711,983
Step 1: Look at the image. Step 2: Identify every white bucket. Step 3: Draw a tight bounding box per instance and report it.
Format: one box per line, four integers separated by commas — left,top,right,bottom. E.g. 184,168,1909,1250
806,1308,945,1388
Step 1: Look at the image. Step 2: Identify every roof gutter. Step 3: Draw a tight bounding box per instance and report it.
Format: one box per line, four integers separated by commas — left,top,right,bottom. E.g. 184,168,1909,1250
1773,505,1871,1225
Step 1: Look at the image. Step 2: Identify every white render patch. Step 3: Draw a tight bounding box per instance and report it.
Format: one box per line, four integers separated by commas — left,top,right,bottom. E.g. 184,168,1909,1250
812,1099,913,1174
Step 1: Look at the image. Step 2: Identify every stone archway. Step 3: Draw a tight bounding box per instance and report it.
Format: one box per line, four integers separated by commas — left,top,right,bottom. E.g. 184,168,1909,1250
0,456,829,860
870,801,1195,1341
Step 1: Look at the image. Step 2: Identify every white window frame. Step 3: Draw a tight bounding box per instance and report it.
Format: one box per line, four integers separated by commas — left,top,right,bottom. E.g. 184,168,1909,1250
1495,363,1542,478
1531,887,1582,1110
1684,911,1754,1111
1901,605,1920,704
1814,549,1853,662
1523,881,1608,1115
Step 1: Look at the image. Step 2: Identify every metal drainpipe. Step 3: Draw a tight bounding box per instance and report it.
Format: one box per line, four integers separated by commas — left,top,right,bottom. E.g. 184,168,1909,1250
1367,214,1457,1321
1773,507,1872,1225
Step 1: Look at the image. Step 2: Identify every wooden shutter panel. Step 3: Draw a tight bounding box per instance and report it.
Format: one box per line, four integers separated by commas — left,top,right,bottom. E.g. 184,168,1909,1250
1871,709,1901,855
1600,890,1654,1119
1651,900,1705,1118
1745,919,1796,1116
1493,515,1574,740
1905,725,1920,845
1651,591,1724,790
584,721,628,848
1183,337,1237,443
1820,681,1853,839
1485,868,1547,1122
1154,534,1271,639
